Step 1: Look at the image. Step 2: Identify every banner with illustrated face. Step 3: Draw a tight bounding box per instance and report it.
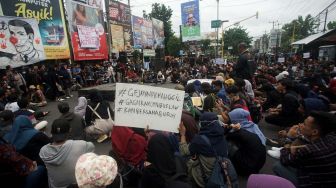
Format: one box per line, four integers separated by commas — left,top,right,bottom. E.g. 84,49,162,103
0,16,45,68
152,18,164,49
0,0,70,61
181,0,201,42
66,0,108,61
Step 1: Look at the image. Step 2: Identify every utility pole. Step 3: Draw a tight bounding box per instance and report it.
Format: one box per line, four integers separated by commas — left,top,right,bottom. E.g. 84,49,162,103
323,8,328,32
216,0,219,58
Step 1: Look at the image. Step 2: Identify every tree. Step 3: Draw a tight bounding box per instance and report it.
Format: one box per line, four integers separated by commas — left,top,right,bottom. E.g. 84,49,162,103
281,14,318,52
144,3,174,52
200,39,211,54
327,21,336,30
222,26,252,55
167,35,181,56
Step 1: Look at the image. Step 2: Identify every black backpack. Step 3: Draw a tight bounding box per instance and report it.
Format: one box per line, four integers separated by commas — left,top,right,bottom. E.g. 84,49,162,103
199,135,239,188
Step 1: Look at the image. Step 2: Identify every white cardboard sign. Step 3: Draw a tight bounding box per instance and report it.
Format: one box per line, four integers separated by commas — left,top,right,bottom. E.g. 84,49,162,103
115,83,185,133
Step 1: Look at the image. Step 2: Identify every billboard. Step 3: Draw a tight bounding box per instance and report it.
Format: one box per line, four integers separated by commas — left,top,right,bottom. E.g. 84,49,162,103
181,0,201,42
110,24,125,52
0,0,70,61
108,0,131,26
0,17,46,68
152,18,165,49
132,16,154,49
66,0,108,61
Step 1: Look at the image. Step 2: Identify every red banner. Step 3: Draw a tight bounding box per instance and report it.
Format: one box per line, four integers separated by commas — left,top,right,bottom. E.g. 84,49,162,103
71,33,108,61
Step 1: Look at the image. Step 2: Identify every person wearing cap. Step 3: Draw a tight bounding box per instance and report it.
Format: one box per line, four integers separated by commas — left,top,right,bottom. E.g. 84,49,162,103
75,153,120,188
39,119,94,188
273,111,336,187
28,85,47,107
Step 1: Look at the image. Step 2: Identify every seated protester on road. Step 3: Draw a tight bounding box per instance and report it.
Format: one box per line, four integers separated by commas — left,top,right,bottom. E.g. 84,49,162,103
58,102,85,140
273,111,336,187
0,110,14,137
28,85,47,107
4,94,19,112
247,174,295,188
228,108,266,145
141,134,191,188
193,80,202,96
226,85,250,112
212,80,229,104
225,124,266,176
0,136,47,188
75,153,120,188
85,89,113,126
185,83,199,97
234,78,252,103
157,71,165,84
201,82,217,112
258,81,282,111
265,79,303,127
179,112,228,187
39,119,95,188
74,96,87,118
181,110,199,144
298,97,329,117
4,116,50,165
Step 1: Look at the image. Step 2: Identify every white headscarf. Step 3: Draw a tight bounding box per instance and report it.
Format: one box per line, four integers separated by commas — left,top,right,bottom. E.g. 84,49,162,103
74,97,87,118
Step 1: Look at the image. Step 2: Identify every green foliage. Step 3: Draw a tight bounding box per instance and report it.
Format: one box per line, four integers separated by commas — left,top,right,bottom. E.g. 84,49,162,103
281,14,318,52
167,35,181,56
327,21,336,30
200,39,211,53
222,26,252,55
144,3,174,52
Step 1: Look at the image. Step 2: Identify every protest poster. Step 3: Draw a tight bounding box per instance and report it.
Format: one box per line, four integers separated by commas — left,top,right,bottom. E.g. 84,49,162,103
110,24,125,52
0,16,45,68
181,0,201,42
278,57,285,63
0,0,70,62
115,83,185,133
152,18,164,49
77,25,99,49
66,0,108,60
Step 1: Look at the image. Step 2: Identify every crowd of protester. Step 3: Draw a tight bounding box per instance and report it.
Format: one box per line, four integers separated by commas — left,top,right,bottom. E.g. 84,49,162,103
1,42,336,188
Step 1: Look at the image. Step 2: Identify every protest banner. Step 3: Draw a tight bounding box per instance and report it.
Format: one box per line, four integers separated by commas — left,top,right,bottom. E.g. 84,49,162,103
0,0,70,63
77,25,99,49
66,0,108,60
0,16,46,68
115,83,185,133
181,0,201,42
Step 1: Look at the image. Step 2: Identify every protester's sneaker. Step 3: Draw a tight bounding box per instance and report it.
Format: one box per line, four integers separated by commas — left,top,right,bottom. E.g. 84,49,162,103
97,134,108,143
57,98,65,101
267,150,281,159
65,96,70,99
271,147,283,151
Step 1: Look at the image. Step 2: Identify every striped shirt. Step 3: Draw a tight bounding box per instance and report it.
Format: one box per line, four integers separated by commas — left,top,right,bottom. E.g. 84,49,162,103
280,132,336,187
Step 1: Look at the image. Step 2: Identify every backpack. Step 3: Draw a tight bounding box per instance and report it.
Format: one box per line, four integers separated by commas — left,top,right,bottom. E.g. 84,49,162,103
199,135,239,188
247,100,263,123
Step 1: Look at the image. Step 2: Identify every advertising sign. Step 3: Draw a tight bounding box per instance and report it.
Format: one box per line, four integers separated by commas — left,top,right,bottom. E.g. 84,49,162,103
152,18,164,49
108,0,131,26
0,17,45,68
110,24,125,52
0,0,70,61
66,0,108,60
181,0,201,42
132,15,154,49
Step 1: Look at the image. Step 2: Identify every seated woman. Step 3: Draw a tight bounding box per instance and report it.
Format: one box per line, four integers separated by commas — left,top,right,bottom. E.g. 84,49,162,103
28,85,47,107
141,134,191,188
4,116,50,165
126,69,139,82
179,112,228,187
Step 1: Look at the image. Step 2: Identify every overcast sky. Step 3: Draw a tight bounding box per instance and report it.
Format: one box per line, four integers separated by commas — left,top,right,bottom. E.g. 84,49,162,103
116,0,336,40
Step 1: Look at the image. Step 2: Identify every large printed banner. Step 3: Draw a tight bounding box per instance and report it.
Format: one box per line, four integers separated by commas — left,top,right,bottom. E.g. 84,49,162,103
66,0,108,61
181,0,201,42
152,18,165,49
110,24,125,52
108,0,131,26
0,0,70,63
115,83,185,133
0,17,46,68
132,16,154,49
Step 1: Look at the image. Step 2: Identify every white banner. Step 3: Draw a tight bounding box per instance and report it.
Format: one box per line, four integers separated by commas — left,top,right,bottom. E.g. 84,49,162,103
77,25,99,49
0,16,46,68
115,83,185,133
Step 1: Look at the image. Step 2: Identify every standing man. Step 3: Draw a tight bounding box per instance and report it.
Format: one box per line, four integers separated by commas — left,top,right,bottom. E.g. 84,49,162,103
233,43,255,81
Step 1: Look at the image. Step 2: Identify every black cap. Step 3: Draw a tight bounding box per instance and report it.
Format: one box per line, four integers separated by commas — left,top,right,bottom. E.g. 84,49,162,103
51,119,70,142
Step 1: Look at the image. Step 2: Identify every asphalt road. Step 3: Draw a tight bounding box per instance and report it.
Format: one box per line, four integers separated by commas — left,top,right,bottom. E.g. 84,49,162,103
38,82,279,187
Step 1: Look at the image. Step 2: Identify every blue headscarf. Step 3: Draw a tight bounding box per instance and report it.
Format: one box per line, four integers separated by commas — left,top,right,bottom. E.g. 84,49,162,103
193,80,202,94
228,108,266,145
189,112,228,157
4,116,38,150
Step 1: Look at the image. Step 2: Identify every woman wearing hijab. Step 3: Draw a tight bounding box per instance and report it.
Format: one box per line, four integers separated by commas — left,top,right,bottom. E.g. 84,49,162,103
85,89,113,125
74,97,87,118
4,116,50,165
141,134,191,188
228,108,266,145
179,112,228,187
247,174,295,188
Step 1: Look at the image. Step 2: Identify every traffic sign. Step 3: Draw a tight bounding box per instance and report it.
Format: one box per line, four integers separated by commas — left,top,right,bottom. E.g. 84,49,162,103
211,20,222,28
